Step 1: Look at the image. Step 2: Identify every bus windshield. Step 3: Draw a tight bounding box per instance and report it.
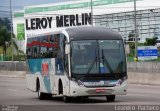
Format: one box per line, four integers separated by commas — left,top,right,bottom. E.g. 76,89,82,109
71,40,126,76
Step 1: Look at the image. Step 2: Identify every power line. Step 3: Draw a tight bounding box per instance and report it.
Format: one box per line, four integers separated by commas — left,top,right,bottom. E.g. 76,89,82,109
0,13,10,15
0,5,23,8
0,10,10,13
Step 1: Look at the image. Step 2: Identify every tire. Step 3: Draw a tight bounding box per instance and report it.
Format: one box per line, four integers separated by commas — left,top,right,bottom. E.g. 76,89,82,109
59,80,71,103
63,96,71,103
76,96,88,100
59,80,63,95
37,81,46,100
83,96,89,99
106,95,115,102
46,94,52,100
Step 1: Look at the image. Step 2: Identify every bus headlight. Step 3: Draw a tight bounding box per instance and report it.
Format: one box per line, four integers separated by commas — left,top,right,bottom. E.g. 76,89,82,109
116,76,127,86
116,79,122,86
71,78,85,87
77,80,85,87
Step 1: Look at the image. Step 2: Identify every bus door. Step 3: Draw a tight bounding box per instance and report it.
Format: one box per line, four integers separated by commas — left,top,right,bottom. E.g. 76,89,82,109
54,34,70,96
50,34,66,95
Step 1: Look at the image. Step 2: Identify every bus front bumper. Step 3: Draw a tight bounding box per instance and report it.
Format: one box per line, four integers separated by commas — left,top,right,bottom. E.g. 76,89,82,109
69,80,127,97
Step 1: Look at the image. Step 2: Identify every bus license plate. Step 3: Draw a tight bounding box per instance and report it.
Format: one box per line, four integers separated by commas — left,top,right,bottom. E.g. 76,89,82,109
96,89,106,93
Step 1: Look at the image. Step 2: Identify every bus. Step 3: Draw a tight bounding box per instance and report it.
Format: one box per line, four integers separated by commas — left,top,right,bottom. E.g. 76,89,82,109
26,27,127,102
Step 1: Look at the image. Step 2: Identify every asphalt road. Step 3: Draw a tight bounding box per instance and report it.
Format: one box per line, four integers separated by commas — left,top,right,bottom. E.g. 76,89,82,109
0,76,160,111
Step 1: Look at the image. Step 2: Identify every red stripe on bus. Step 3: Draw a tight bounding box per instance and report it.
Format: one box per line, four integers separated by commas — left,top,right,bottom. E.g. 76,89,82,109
27,41,58,48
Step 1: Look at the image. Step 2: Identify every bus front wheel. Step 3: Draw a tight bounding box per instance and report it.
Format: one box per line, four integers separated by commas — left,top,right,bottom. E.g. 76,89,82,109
63,96,71,103
106,95,115,102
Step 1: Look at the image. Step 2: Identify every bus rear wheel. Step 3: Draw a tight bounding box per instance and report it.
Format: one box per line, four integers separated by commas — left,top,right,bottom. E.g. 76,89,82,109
106,95,115,102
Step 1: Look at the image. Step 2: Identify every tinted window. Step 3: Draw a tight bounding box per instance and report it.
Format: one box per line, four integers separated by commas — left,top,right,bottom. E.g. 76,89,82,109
26,34,60,59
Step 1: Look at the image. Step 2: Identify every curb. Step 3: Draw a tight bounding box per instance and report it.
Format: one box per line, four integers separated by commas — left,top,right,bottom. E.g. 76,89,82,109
0,71,26,78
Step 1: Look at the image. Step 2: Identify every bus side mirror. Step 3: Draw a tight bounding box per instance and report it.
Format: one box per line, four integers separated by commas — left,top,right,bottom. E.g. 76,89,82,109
65,44,70,54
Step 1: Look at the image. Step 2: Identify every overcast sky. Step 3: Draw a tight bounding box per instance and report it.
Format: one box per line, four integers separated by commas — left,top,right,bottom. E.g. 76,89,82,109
0,0,77,17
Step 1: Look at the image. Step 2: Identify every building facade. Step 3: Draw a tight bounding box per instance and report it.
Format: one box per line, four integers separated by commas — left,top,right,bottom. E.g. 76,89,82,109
13,0,160,52
95,8,160,43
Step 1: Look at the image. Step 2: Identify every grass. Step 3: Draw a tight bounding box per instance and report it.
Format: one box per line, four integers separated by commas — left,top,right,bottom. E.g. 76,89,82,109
0,46,14,61
127,56,134,62
127,55,160,62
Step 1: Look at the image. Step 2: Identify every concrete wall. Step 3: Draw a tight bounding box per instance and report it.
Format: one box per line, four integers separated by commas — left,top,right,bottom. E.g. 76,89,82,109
128,72,160,85
0,61,160,85
127,62,160,85
0,61,26,71
1,61,160,73
127,62,160,73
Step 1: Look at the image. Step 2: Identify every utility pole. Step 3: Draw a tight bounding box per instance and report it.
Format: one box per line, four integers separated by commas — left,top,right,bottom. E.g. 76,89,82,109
91,0,93,26
10,0,14,64
134,0,137,60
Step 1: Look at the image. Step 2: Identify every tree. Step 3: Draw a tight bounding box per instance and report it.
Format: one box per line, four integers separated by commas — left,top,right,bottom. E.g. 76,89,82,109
144,37,158,46
0,17,11,31
0,26,11,60
0,17,22,61
0,26,20,60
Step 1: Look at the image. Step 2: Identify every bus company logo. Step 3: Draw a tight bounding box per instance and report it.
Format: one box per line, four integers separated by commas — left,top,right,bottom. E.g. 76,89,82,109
42,62,49,77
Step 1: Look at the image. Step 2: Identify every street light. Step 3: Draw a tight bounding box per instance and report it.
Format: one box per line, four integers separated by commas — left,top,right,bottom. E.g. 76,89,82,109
10,0,14,70
134,0,138,61
10,0,13,62
91,0,93,26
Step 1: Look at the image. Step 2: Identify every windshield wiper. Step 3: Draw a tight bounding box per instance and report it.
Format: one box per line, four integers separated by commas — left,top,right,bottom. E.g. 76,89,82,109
87,49,98,74
101,49,116,76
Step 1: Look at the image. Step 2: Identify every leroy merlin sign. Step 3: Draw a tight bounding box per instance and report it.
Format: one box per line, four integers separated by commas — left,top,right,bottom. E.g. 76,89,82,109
25,13,91,30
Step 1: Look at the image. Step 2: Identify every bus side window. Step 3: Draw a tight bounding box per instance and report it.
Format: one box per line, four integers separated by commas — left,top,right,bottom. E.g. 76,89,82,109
64,54,69,75
26,38,31,59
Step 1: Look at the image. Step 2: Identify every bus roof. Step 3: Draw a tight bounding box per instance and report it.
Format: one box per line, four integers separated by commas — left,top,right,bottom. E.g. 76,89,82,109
27,27,122,40
65,27,122,41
